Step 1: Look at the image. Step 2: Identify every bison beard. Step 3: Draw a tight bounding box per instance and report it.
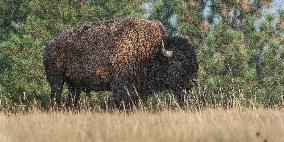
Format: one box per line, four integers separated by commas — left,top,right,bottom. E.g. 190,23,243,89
44,18,198,110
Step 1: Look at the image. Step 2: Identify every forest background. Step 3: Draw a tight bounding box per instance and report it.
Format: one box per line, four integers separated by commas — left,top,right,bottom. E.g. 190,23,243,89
1,0,284,110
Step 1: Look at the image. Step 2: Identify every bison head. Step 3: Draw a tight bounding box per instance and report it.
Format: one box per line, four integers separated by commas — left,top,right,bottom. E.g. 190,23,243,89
158,36,199,91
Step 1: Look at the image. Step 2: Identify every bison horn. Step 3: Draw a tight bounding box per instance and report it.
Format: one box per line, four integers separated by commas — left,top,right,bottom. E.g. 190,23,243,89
161,40,173,57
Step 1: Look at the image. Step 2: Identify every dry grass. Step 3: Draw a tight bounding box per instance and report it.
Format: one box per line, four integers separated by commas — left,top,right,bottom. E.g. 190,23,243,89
0,108,284,142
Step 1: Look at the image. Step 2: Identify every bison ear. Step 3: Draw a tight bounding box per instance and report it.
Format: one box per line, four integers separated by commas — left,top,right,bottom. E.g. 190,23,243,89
161,40,173,58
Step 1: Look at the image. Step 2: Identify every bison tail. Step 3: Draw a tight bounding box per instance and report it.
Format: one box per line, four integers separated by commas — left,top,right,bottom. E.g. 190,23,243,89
43,41,65,85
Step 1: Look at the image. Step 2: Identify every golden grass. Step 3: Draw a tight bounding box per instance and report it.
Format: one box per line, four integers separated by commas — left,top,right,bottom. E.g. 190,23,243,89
0,108,284,142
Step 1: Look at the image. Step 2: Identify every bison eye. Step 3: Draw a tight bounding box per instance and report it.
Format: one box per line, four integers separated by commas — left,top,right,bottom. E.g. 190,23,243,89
177,57,185,62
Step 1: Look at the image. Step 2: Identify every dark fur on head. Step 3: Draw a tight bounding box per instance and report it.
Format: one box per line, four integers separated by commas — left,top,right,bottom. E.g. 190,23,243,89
147,36,199,103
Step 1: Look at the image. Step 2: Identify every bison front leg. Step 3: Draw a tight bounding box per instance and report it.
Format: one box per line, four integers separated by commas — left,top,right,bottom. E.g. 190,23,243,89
111,82,140,110
139,89,151,105
174,89,188,108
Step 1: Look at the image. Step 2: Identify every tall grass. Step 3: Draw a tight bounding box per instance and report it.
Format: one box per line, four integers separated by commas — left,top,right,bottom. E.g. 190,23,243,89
0,108,283,142
0,87,283,113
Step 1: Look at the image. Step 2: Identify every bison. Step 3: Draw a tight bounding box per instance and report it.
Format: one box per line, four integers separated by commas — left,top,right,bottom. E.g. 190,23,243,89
44,18,198,109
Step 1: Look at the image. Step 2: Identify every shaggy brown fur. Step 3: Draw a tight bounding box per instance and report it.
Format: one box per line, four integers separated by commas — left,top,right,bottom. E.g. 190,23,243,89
44,18,198,109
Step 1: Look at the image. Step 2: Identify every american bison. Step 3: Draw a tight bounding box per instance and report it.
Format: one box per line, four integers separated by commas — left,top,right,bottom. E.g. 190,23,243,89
44,18,198,109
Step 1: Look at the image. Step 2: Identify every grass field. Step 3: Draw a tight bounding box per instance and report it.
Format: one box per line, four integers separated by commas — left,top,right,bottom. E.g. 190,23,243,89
1,108,284,142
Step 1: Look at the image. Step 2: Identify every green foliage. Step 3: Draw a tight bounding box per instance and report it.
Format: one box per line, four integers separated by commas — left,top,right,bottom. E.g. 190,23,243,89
0,0,29,40
0,34,49,105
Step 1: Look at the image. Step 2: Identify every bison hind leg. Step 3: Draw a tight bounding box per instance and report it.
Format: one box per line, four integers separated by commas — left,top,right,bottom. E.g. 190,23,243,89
67,84,81,110
49,80,64,110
